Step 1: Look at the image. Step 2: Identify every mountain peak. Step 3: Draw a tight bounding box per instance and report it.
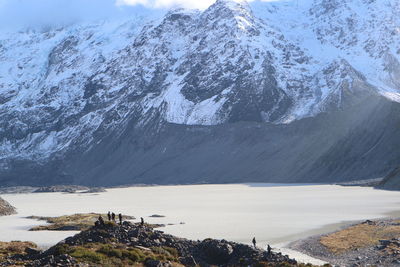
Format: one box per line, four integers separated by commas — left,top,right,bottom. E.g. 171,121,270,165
216,0,249,5
213,0,251,11
202,0,256,35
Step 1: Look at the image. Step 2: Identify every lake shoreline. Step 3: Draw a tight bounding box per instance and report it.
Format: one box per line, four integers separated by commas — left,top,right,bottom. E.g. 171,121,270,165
0,182,330,195
0,177,389,195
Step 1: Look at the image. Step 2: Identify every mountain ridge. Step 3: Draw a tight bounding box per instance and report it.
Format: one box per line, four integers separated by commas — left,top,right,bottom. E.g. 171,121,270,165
0,0,399,186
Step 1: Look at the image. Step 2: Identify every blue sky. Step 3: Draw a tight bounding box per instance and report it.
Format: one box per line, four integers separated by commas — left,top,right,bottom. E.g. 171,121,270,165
0,0,211,29
0,0,281,30
0,0,151,29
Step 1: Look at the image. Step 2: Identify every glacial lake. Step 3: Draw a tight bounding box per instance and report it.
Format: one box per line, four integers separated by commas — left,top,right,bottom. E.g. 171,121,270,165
1,184,400,264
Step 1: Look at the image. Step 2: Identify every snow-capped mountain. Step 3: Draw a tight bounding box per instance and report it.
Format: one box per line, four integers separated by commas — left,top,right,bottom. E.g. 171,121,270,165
1,0,400,186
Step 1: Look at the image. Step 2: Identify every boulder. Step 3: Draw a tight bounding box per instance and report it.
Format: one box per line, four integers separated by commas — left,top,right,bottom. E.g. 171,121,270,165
25,247,42,256
179,256,197,266
145,259,171,267
199,239,234,264
0,197,16,216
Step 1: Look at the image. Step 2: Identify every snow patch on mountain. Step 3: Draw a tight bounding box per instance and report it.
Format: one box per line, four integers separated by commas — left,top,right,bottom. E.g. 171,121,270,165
0,0,400,162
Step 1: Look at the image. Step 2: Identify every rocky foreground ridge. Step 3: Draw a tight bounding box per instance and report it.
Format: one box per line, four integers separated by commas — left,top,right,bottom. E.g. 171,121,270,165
0,220,323,267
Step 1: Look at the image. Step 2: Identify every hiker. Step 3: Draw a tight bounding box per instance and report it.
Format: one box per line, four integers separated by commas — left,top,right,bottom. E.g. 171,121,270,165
107,211,111,221
118,213,122,225
252,237,256,248
98,215,105,226
267,244,272,255
112,212,116,222
141,217,144,226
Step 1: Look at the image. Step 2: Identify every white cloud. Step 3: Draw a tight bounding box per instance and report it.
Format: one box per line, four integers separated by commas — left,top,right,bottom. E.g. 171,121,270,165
117,0,282,10
117,0,216,9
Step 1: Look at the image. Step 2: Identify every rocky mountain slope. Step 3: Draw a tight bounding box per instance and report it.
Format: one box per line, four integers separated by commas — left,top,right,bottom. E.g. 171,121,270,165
378,166,400,190
0,197,16,216
0,0,400,186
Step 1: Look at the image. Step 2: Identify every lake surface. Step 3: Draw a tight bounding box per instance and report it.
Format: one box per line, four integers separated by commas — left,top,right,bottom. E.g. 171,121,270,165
1,184,400,264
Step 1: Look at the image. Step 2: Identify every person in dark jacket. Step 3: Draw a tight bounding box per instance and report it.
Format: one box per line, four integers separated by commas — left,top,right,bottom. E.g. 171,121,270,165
118,213,122,225
107,211,111,221
252,237,256,248
267,244,272,255
111,212,116,222
141,217,144,226
98,215,105,226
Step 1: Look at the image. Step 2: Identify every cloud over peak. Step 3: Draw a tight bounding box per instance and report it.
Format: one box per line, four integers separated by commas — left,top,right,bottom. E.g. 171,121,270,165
117,0,216,9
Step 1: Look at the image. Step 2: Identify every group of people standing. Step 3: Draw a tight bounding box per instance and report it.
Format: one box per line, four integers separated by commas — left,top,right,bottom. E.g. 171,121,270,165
107,211,123,225
97,216,271,255
96,212,145,227
96,212,124,226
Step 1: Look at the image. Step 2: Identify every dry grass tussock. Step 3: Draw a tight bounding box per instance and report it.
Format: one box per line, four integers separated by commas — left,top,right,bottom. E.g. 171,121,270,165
320,221,400,254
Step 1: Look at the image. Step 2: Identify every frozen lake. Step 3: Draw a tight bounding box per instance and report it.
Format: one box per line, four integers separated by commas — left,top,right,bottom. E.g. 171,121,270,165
1,184,400,264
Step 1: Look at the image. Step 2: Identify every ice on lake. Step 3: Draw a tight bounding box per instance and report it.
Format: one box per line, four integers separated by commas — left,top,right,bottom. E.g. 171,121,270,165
1,184,400,264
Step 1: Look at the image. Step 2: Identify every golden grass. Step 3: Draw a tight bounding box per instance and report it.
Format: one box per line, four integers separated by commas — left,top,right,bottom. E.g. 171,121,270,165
320,222,400,254
27,213,134,231
0,241,38,261
53,242,184,267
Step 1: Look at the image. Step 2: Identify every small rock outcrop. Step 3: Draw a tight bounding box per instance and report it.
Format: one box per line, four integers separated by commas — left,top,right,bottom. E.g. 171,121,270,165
149,214,166,218
0,197,16,216
33,185,89,193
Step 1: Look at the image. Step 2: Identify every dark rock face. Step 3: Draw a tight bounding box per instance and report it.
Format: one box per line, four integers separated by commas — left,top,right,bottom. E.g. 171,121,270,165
198,239,234,264
0,197,16,216
1,96,400,187
377,166,400,190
